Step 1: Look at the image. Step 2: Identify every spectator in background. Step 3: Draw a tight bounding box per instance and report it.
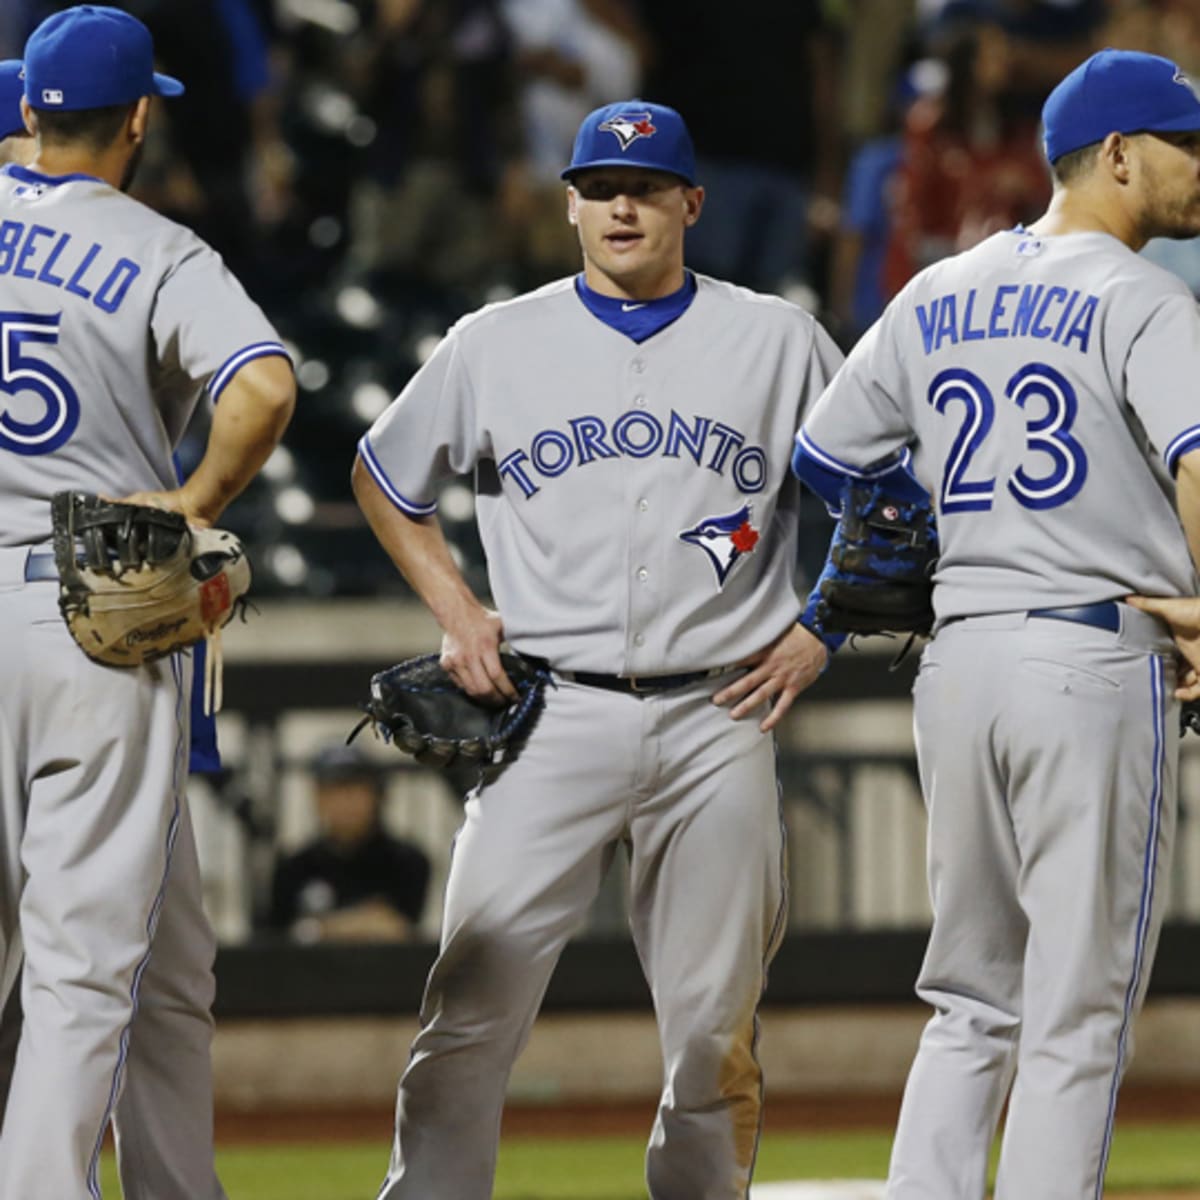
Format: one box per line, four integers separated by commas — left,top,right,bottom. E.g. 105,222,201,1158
270,745,431,943
346,0,517,294
881,17,1051,296
640,0,842,297
498,0,649,283
827,64,923,345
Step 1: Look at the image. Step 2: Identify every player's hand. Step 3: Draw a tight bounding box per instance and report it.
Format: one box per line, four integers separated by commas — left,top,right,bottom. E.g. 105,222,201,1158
113,486,214,528
439,607,519,704
711,622,828,733
1127,594,1200,699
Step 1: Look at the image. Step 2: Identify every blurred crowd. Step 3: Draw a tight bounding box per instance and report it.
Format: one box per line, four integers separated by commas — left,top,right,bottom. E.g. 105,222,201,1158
4,0,1199,598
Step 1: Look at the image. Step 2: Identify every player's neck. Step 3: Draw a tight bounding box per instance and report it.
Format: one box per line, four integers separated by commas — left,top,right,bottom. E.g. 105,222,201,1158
582,261,688,302
1026,189,1144,250
28,144,128,190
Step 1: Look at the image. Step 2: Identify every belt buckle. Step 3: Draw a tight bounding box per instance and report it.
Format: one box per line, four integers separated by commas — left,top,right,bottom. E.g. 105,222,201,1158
628,675,650,694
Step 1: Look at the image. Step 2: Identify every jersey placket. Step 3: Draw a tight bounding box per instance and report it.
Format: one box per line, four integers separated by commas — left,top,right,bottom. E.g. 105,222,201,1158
624,349,665,674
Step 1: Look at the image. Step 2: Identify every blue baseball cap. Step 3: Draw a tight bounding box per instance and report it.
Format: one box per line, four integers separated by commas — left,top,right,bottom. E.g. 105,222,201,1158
0,61,25,140
1043,48,1200,163
23,5,184,113
562,99,697,186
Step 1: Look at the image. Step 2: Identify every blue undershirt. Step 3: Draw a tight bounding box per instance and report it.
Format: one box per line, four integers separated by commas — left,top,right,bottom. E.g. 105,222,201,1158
574,272,697,342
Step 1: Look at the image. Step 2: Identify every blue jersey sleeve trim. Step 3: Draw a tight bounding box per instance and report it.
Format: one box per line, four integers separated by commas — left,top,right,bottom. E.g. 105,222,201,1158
793,434,922,515
208,342,292,402
1165,425,1200,475
357,435,438,517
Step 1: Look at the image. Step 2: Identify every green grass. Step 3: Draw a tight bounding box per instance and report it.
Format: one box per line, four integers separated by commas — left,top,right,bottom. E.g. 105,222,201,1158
97,1123,1200,1198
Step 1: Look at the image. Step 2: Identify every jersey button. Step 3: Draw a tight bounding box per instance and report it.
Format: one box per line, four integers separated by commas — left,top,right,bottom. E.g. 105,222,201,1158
636,567,649,582
634,394,646,408
637,498,649,512
634,633,645,647
632,359,646,373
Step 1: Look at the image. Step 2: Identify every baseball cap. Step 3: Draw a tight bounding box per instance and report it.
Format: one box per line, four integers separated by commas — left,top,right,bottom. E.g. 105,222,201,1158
562,99,697,186
23,5,184,113
0,61,25,140
1042,48,1200,163
311,744,379,784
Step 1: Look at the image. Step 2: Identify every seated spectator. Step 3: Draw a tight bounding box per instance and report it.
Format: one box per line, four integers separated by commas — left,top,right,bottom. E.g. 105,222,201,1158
882,19,1050,296
270,745,431,943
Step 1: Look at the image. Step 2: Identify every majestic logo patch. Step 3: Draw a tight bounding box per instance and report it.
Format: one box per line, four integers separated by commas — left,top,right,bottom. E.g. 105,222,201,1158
599,112,657,151
679,503,760,588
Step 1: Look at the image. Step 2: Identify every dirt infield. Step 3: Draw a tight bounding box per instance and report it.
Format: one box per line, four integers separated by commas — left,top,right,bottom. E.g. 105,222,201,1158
213,1083,1200,1145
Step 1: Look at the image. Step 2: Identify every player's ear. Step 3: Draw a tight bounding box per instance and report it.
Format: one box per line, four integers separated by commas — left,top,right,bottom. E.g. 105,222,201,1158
128,96,151,145
1103,131,1133,183
682,185,704,228
19,96,35,137
566,185,579,226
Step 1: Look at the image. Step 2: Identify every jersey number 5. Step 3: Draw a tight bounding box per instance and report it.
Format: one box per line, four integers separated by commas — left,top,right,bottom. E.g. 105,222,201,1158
929,361,1087,514
0,312,80,456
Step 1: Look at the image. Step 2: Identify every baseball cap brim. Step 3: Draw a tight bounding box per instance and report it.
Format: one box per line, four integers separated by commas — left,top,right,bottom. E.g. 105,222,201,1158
561,159,696,185
152,71,184,98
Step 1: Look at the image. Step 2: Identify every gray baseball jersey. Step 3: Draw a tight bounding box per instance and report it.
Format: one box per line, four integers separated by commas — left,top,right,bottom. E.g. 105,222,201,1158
0,164,286,545
363,274,843,672
801,227,1197,1200
0,161,286,1200
801,229,1200,613
365,274,843,1200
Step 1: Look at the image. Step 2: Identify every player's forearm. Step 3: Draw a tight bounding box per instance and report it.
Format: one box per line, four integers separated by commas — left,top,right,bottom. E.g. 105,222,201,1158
351,456,486,632
1176,451,1200,575
185,356,296,524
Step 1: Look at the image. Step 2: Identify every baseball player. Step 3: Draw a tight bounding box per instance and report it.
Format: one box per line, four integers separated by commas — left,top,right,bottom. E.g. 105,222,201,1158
0,60,33,166
353,99,843,1200
794,49,1200,1200
0,7,295,1199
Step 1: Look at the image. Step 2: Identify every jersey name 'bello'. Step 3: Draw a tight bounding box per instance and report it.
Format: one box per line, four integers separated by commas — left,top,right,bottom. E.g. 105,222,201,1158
0,217,140,315
916,282,1100,356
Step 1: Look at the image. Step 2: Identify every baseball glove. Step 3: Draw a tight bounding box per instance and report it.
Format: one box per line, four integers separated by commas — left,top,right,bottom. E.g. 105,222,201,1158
1183,699,1200,737
52,491,250,710
350,652,550,769
815,480,938,636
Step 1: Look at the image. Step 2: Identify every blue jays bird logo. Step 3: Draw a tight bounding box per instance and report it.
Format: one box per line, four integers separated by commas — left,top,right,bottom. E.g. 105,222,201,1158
599,112,658,151
679,504,760,588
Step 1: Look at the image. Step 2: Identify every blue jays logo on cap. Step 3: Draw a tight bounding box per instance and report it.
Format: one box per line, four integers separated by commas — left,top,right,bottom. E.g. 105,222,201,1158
598,111,658,151
23,5,184,113
562,99,697,186
679,504,760,588
1042,48,1200,163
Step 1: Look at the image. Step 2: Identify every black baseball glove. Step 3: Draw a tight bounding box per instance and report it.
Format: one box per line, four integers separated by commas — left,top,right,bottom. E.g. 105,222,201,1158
814,479,938,636
349,653,550,768
1182,699,1200,737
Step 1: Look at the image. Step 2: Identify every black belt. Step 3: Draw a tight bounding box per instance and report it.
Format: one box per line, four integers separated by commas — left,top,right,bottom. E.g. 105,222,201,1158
24,552,58,582
945,601,1121,634
556,667,720,694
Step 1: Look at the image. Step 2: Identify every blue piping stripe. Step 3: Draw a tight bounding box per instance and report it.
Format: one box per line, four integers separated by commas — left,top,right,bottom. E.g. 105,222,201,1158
1093,656,1165,1199
358,435,438,516
86,654,188,1197
207,342,291,402
1164,425,1200,474
794,429,905,481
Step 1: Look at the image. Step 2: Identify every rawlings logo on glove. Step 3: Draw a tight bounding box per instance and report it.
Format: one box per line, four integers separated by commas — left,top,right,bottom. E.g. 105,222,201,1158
51,491,250,711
